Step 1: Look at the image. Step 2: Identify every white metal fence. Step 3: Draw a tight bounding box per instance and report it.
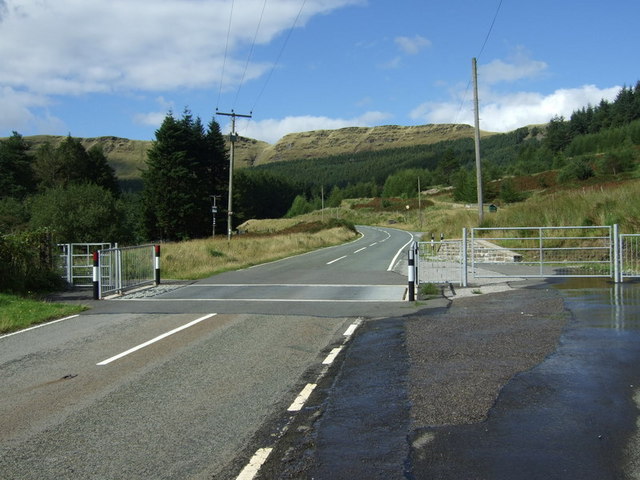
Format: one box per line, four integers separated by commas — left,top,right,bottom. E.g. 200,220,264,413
417,224,638,286
620,234,640,280
98,244,156,298
59,243,112,286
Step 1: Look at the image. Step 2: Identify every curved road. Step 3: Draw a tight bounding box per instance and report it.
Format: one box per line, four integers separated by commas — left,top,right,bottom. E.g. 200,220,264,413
0,226,418,479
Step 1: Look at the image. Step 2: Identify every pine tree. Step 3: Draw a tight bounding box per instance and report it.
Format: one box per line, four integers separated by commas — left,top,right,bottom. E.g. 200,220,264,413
142,110,228,241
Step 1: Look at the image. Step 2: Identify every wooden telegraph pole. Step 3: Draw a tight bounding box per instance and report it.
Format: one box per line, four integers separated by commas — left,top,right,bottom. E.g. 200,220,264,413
216,109,252,241
472,58,484,223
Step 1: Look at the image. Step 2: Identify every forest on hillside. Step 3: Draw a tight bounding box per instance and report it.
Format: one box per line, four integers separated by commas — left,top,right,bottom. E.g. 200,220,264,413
252,81,640,211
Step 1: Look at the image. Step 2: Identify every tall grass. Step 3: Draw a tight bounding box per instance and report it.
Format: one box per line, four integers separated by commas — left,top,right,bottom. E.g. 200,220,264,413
162,226,358,279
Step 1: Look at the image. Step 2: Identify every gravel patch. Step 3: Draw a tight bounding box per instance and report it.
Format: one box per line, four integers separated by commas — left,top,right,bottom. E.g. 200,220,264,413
406,286,569,427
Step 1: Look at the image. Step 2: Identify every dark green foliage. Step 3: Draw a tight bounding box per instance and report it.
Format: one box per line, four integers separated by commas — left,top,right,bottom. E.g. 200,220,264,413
0,229,64,294
557,158,595,183
233,169,299,224
0,132,36,200
452,168,477,203
0,197,29,233
286,195,315,217
33,136,120,196
499,178,525,203
142,111,228,241
29,183,123,243
382,169,432,198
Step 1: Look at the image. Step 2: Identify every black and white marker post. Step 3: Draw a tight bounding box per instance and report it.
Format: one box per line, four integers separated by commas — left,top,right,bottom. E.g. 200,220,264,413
92,250,99,300
154,245,161,285
408,244,416,301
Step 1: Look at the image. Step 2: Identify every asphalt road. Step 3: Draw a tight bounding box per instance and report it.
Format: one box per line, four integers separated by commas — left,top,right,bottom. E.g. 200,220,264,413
0,225,420,479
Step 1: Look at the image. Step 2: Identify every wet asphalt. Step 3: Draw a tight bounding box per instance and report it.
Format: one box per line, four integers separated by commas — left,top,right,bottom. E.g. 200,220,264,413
258,279,640,479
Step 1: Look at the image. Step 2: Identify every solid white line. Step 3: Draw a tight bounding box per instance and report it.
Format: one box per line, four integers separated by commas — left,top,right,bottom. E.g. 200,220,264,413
326,255,347,265
354,247,366,253
287,383,317,412
0,314,80,340
344,319,362,337
122,297,405,303
236,447,273,480
189,283,401,288
387,233,416,271
96,313,216,365
322,346,343,365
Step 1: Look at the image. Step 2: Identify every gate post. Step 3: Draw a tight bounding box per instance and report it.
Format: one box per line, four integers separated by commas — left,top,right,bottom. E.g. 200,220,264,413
408,244,415,301
613,224,621,283
462,228,468,287
155,245,161,285
92,251,99,300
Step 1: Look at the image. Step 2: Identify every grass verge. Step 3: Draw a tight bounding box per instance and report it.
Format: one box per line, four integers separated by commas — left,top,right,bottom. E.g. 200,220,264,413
162,225,359,279
0,293,87,335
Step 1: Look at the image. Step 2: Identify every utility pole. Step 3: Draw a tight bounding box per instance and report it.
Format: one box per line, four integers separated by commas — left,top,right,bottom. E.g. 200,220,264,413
216,109,252,241
472,57,484,223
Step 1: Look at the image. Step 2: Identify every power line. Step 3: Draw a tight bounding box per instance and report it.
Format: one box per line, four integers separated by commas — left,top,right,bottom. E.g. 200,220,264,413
476,0,503,61
250,0,308,113
233,0,268,108
217,0,235,110
453,0,504,125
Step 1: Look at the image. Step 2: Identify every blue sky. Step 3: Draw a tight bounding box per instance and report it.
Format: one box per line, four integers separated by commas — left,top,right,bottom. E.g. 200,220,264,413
1,0,638,144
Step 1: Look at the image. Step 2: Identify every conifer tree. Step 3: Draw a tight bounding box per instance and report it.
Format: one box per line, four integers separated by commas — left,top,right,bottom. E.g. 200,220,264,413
142,110,228,241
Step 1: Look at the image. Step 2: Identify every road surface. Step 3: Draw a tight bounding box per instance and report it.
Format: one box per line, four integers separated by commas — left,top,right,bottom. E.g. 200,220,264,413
0,226,418,479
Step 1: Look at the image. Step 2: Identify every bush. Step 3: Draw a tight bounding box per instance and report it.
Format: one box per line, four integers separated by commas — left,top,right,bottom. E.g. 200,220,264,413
0,229,65,294
557,158,595,183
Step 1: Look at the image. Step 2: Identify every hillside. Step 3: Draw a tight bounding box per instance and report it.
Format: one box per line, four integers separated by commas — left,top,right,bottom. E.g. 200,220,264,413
18,134,269,180
255,123,493,165
14,123,491,182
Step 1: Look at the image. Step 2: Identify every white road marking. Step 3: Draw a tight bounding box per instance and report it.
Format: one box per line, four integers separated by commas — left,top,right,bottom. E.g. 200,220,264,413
326,255,347,265
369,242,378,247
236,447,273,480
354,247,367,253
0,314,80,340
122,297,404,303
322,346,343,365
287,383,317,412
387,233,417,271
344,319,363,338
96,313,216,365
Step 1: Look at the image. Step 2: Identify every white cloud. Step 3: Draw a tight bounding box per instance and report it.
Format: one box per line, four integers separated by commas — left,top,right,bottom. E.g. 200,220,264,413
411,85,621,132
0,0,362,127
395,35,431,55
480,47,548,85
237,111,393,143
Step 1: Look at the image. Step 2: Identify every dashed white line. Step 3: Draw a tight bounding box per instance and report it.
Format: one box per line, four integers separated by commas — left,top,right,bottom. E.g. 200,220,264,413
97,313,216,365
235,448,273,480
354,247,367,253
287,383,317,412
369,242,378,247
322,346,343,365
343,319,363,338
326,255,347,265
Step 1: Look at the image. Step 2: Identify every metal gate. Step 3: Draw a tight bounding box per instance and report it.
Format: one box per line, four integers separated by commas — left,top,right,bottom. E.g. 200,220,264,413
620,234,640,279
59,243,112,286
471,226,613,279
98,244,156,298
416,225,640,286
417,237,468,286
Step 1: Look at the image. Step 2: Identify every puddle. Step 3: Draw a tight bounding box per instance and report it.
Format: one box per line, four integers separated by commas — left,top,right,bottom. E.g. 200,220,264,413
552,278,640,330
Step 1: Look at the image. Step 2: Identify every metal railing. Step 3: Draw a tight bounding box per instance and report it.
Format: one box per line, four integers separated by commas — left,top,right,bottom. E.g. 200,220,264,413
471,226,613,279
414,225,640,289
620,234,640,280
98,244,156,298
59,243,112,286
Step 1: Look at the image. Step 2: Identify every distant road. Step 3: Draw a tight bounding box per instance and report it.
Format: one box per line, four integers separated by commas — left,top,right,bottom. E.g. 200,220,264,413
0,226,419,479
